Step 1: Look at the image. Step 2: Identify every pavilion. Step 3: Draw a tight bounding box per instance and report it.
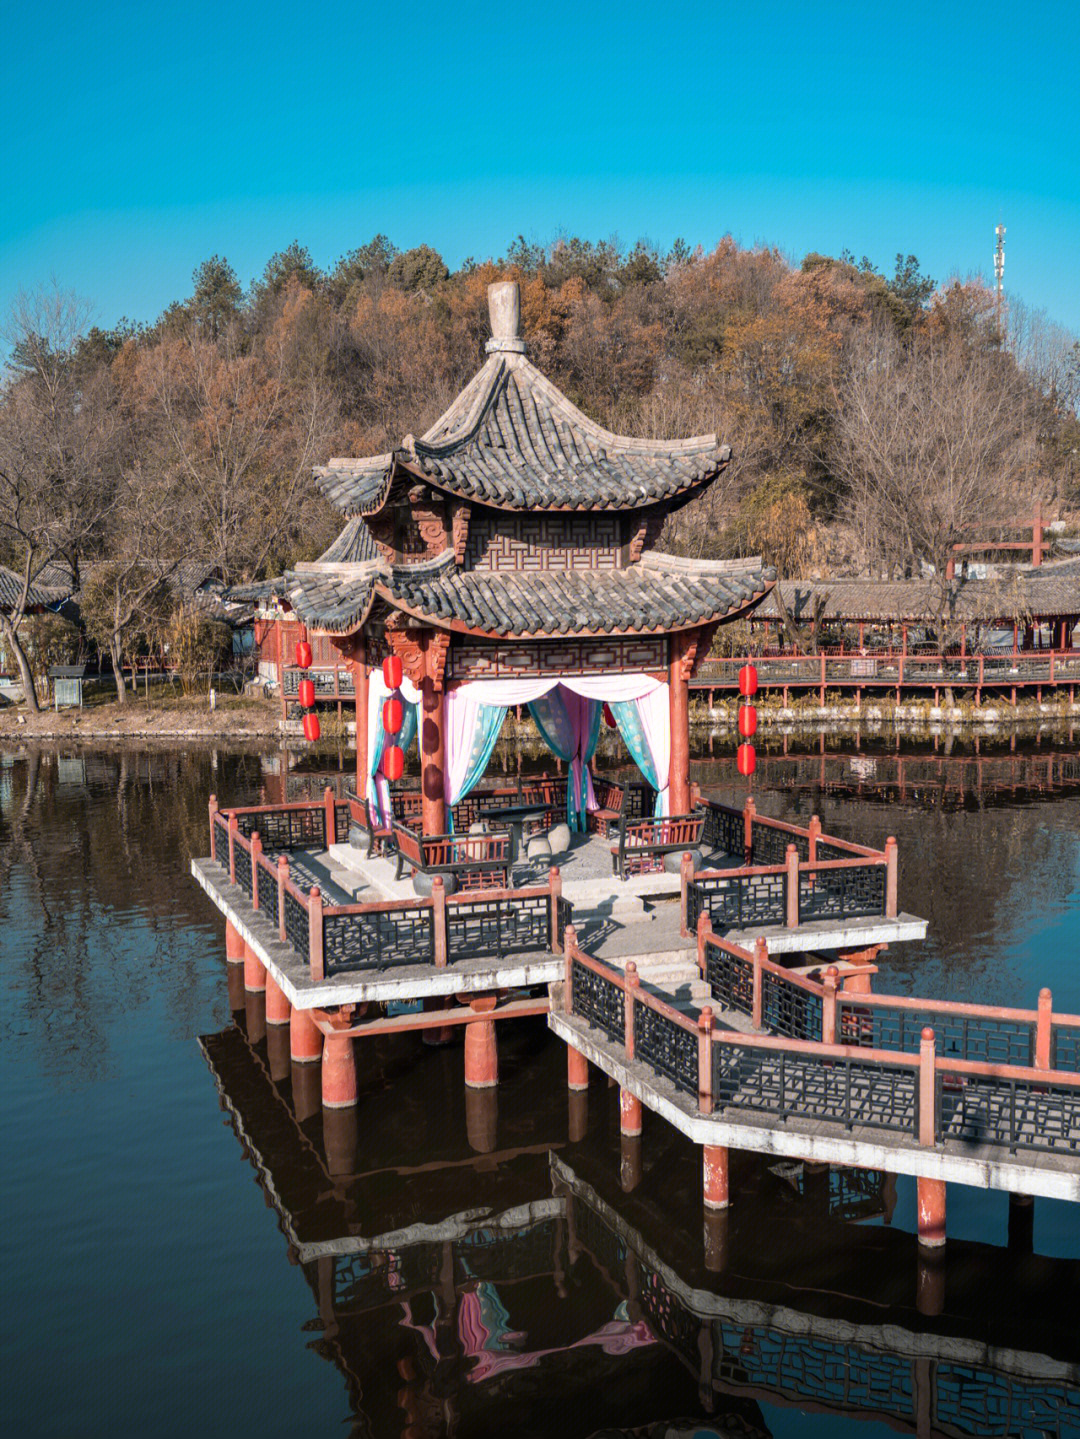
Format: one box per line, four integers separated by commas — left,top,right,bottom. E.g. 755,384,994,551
267,281,775,835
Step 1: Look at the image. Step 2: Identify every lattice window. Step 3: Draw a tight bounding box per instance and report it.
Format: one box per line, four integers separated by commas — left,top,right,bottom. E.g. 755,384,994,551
704,941,754,1018
466,513,621,572
235,807,326,852
751,824,809,865
1053,1025,1080,1072
283,891,309,956
692,872,787,930
449,636,666,679
256,860,278,918
571,959,625,1042
233,843,252,898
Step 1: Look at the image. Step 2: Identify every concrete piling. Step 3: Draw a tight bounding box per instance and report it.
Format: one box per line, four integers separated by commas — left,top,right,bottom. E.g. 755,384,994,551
290,1006,322,1064
703,1144,730,1210
321,1030,358,1109
917,1177,947,1248
619,1088,642,1137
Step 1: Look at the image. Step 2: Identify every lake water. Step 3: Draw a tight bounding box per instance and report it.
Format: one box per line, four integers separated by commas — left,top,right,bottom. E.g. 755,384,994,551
2,736,1078,1438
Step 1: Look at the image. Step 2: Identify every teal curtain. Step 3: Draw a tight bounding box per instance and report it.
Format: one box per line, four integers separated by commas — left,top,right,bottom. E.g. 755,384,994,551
609,699,663,816
446,702,508,827
368,700,419,822
528,687,601,831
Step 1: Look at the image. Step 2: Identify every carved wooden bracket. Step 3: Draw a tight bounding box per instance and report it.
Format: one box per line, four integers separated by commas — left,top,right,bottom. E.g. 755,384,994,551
424,630,451,689
384,625,427,686
688,622,721,678
451,501,470,565
627,509,666,564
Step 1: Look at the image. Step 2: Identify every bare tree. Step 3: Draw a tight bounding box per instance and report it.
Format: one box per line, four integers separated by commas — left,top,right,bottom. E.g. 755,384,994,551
0,288,117,710
832,326,1037,636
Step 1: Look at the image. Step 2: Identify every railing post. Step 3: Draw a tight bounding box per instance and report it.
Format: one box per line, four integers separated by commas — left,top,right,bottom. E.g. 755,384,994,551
698,1006,714,1115
919,1027,937,1147
785,844,800,928
743,796,756,864
697,911,710,979
277,855,288,942
808,814,821,867
680,850,694,937
250,832,262,909
563,925,577,1013
228,815,238,885
885,836,898,918
323,786,336,850
689,780,701,810
208,794,219,859
822,965,839,1044
625,962,638,1061
549,866,562,952
432,877,447,968
308,886,325,983
752,937,766,1030
1035,988,1052,1070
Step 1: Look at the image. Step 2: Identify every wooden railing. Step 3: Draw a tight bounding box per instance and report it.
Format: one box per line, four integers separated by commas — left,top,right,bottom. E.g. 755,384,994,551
563,931,1080,1156
692,650,1080,696
208,793,570,981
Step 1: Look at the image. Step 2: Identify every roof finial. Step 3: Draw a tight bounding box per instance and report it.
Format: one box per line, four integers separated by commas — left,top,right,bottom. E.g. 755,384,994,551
486,280,526,355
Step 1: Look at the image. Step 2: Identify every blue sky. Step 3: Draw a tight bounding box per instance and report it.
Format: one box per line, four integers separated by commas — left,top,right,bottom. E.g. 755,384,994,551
3,0,1079,333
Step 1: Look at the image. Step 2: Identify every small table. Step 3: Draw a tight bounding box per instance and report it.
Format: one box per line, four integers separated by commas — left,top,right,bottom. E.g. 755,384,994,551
478,802,553,863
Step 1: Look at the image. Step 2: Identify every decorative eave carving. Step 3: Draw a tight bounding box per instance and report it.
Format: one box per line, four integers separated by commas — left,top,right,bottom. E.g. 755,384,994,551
627,509,667,565
451,501,470,565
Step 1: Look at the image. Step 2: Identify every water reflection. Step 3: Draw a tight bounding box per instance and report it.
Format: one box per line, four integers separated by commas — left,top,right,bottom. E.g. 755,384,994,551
201,1017,1080,1438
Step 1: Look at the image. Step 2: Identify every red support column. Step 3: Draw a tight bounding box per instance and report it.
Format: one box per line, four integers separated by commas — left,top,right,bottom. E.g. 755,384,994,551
619,1087,642,1136
225,921,244,964
321,1029,358,1109
265,971,291,1026
464,997,498,1088
668,632,691,815
567,1045,589,1091
354,637,368,801
290,1005,323,1063
917,1177,946,1248
703,1144,730,1210
243,942,266,993
420,672,447,837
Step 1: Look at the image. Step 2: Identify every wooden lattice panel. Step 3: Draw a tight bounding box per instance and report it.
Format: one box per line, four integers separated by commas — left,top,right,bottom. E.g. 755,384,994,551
448,636,667,679
466,513,620,572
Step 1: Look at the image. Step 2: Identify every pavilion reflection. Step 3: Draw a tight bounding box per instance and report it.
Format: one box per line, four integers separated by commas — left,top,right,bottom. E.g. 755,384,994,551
200,1018,1080,1439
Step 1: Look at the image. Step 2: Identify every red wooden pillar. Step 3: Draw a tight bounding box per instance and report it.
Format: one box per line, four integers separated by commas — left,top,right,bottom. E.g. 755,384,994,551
225,921,244,964
703,1144,730,1210
917,1177,946,1248
243,941,266,993
421,674,446,837
464,998,498,1088
290,1005,323,1063
668,631,691,814
354,636,368,802
322,1029,358,1108
619,1088,642,1136
265,971,291,1026
568,1045,589,1091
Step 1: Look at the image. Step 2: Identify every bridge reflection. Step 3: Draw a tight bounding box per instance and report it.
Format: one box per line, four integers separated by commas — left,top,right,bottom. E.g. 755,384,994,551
200,1018,1080,1439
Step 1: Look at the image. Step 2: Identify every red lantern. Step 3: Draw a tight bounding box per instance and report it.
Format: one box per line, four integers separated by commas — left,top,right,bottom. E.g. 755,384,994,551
737,703,758,739
602,702,617,729
738,664,758,697
295,640,312,670
382,696,404,735
382,744,405,782
382,655,403,690
736,743,756,777
302,712,321,743
298,678,315,709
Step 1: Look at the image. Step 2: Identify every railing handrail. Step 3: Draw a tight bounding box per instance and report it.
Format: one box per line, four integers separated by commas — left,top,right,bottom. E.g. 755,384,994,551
836,988,1080,1028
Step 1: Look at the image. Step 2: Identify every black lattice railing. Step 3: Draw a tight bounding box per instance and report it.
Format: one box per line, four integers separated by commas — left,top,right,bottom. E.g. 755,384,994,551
712,1043,918,1135
234,842,253,898
454,1219,558,1284
572,959,625,1042
798,863,886,922
937,1073,1080,1155
213,812,230,862
1053,1025,1080,1072
817,839,859,862
333,1247,442,1309
751,822,809,866
556,894,573,951
701,804,744,858
283,667,354,697
323,905,434,974
703,940,754,1019
283,890,309,957
446,893,551,963
256,859,278,918
838,1001,1035,1066
761,968,822,1042
634,1004,698,1095
234,806,326,852
829,1166,888,1222
334,804,351,845
689,872,787,930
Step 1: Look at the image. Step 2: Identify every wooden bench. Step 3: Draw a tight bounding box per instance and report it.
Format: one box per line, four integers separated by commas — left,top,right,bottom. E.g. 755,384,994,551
392,821,511,890
346,785,421,855
610,811,706,879
588,779,625,837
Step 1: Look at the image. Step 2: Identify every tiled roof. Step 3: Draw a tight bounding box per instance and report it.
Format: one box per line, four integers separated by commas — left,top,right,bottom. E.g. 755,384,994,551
756,560,1080,623
314,354,731,516
0,564,74,610
279,551,774,638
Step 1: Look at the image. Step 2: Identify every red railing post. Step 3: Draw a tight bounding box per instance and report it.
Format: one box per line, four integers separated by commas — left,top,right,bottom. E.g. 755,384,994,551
250,832,262,909
228,815,238,885
208,794,219,859
743,796,756,864
323,786,336,850
625,962,638,1060
680,851,694,937
1036,988,1052,1070
885,836,898,918
919,1027,937,1147
277,855,288,942
752,937,766,1030
697,911,710,979
785,844,800,928
549,867,562,952
698,1006,714,1115
822,965,839,1044
308,886,324,982
808,814,821,867
563,925,577,1013
689,779,701,810
432,877,447,968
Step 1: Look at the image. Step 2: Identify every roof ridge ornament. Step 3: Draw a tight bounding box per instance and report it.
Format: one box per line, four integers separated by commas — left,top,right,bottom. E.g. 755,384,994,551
485,280,527,355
